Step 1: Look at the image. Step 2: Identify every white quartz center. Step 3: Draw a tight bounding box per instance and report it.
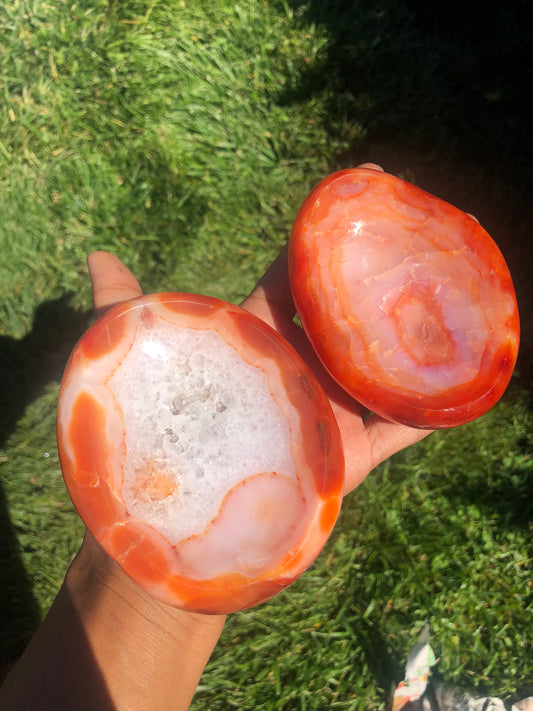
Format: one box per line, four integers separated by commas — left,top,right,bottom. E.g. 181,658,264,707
108,320,296,544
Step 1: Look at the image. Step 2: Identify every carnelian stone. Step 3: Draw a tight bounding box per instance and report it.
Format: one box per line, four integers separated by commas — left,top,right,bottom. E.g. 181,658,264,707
57,293,344,612
289,168,520,428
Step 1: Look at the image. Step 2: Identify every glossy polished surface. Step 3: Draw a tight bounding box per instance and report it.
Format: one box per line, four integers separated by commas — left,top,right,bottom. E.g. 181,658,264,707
289,168,520,428
58,293,344,613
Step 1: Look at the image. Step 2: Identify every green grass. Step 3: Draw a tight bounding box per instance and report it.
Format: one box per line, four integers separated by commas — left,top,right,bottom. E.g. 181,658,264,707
1,0,532,706
0,0,346,332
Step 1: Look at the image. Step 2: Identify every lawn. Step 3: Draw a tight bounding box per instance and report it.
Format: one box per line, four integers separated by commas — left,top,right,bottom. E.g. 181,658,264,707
1,0,531,707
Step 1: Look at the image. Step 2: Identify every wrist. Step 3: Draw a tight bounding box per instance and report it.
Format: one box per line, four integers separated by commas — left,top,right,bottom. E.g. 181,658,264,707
66,533,226,710
1,533,225,711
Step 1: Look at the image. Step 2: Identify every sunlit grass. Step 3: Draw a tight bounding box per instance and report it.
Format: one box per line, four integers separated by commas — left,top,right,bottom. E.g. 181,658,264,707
0,0,346,336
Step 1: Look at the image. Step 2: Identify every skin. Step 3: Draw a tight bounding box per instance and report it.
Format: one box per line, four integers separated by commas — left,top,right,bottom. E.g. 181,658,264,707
0,165,431,710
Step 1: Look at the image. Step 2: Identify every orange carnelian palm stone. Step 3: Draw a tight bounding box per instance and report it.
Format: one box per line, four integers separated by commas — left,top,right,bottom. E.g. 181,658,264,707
289,168,520,428
58,293,344,613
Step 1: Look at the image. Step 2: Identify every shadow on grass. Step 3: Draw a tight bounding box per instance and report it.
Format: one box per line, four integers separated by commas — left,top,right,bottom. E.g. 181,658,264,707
0,484,41,682
279,0,533,381
453,418,533,533
0,579,116,708
0,296,90,678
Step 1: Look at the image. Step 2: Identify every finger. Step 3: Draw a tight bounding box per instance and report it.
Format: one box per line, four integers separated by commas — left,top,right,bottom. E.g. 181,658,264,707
241,241,379,414
357,162,384,172
341,413,433,495
242,165,384,324
241,243,296,328
87,251,143,314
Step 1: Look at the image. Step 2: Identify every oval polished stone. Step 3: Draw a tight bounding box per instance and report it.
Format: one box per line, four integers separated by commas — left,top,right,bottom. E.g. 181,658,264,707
289,168,520,428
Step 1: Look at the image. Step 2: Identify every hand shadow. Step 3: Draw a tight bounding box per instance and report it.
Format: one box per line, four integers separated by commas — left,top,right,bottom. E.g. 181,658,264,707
0,295,90,680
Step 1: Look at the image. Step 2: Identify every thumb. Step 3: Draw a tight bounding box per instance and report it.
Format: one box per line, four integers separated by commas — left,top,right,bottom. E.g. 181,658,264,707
87,251,143,314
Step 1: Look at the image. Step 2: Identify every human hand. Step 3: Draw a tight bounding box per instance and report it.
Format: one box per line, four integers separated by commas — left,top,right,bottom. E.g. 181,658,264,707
88,179,431,503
